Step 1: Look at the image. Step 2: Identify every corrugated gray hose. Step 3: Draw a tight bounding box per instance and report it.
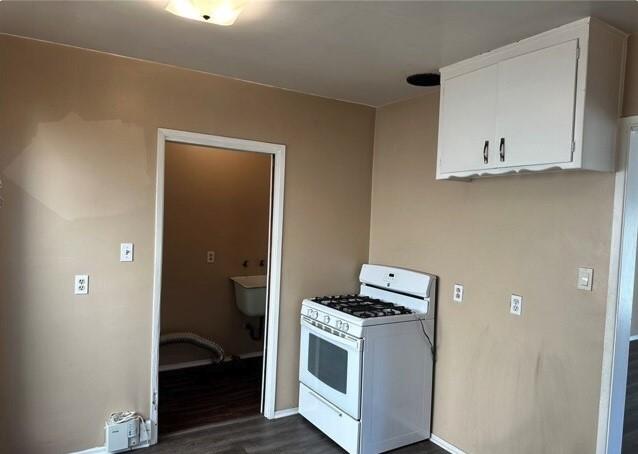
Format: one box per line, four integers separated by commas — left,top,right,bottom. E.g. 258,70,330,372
160,332,224,363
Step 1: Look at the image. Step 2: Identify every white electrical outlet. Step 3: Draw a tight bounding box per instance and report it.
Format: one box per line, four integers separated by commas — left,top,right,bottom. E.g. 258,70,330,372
74,274,89,295
510,294,522,316
120,243,134,262
577,267,593,291
453,284,464,303
207,251,215,264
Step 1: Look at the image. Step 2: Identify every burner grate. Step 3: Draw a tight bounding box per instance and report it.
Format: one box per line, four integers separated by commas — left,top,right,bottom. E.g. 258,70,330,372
310,294,413,318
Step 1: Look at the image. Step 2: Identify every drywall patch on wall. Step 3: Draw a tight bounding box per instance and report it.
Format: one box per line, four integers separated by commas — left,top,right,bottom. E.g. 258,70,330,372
4,113,150,220
369,92,614,454
160,143,271,362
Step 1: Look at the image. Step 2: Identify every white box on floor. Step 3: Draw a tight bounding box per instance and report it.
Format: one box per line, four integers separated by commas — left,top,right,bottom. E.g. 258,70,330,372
106,420,134,453
106,417,150,453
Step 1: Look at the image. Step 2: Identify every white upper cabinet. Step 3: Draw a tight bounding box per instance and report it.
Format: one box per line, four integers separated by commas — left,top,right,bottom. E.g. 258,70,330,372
436,18,627,180
495,40,578,168
438,64,498,174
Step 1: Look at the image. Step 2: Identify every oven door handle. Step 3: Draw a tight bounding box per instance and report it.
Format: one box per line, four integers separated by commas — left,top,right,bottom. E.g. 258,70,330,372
301,317,363,352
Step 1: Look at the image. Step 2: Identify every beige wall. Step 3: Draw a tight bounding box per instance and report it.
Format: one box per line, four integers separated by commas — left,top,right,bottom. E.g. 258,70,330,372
369,92,615,453
160,143,271,364
367,34,638,452
0,35,374,453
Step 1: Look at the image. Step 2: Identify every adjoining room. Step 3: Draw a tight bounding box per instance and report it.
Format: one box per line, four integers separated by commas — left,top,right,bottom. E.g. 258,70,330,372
158,141,272,434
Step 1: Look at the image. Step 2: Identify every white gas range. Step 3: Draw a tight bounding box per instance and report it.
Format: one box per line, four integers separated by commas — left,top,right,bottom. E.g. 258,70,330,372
298,264,437,454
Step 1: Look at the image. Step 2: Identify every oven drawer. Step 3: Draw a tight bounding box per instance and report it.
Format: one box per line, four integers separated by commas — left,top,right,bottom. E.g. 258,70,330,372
299,383,360,454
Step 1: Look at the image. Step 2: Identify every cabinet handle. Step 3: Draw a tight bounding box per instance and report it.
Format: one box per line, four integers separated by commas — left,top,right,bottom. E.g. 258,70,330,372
499,137,505,162
483,140,489,164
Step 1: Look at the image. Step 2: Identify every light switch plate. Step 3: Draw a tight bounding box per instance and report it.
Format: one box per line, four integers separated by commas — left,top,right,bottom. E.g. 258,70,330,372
120,243,134,262
207,251,215,264
577,267,593,291
453,284,464,303
74,274,89,295
510,294,522,316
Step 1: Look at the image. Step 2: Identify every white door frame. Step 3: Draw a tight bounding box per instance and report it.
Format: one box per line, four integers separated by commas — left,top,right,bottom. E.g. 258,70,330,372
597,116,638,454
149,128,286,444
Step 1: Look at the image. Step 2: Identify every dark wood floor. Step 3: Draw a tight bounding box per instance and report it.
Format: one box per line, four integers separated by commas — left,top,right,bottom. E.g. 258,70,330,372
149,414,446,454
159,357,262,434
154,341,638,453
157,356,444,452
624,340,638,453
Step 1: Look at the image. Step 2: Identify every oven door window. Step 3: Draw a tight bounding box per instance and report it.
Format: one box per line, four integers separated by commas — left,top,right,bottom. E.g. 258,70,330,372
307,333,348,394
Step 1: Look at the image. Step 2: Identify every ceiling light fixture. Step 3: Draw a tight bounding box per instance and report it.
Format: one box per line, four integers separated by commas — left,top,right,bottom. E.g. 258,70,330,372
165,0,247,26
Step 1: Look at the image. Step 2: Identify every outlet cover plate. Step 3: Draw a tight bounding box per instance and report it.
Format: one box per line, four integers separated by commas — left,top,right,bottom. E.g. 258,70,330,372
120,243,134,262
207,251,215,264
74,274,89,295
510,294,522,316
453,284,464,303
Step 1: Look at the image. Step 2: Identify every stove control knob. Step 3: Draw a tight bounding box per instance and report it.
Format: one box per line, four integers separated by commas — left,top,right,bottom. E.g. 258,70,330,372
336,320,343,329
323,315,330,324
342,322,349,332
310,310,318,320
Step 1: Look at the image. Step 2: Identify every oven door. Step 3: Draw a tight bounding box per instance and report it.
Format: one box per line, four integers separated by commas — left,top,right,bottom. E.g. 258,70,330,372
299,316,363,420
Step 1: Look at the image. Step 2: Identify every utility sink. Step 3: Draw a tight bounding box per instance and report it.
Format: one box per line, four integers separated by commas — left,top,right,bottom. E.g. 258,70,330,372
230,275,267,317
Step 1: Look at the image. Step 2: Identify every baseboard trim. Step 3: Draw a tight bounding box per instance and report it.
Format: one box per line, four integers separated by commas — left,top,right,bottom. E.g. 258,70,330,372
630,335,638,342
239,351,264,359
159,352,264,372
70,443,151,454
69,447,107,454
430,434,467,454
273,407,298,419
159,359,214,372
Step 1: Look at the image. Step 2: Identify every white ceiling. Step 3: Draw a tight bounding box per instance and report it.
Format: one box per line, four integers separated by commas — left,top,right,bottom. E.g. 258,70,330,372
1,1,637,107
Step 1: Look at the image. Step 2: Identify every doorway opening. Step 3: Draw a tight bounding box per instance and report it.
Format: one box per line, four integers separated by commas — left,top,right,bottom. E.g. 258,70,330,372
597,116,638,454
149,129,285,444
620,120,638,453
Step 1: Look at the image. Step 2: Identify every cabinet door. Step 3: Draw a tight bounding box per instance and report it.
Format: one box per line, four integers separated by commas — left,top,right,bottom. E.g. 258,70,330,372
495,39,579,168
438,64,498,175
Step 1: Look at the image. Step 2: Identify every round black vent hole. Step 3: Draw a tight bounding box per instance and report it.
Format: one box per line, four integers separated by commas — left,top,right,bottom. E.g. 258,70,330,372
406,73,441,87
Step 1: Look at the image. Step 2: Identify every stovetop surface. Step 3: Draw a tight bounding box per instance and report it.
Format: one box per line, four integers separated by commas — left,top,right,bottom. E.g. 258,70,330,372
310,294,414,319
